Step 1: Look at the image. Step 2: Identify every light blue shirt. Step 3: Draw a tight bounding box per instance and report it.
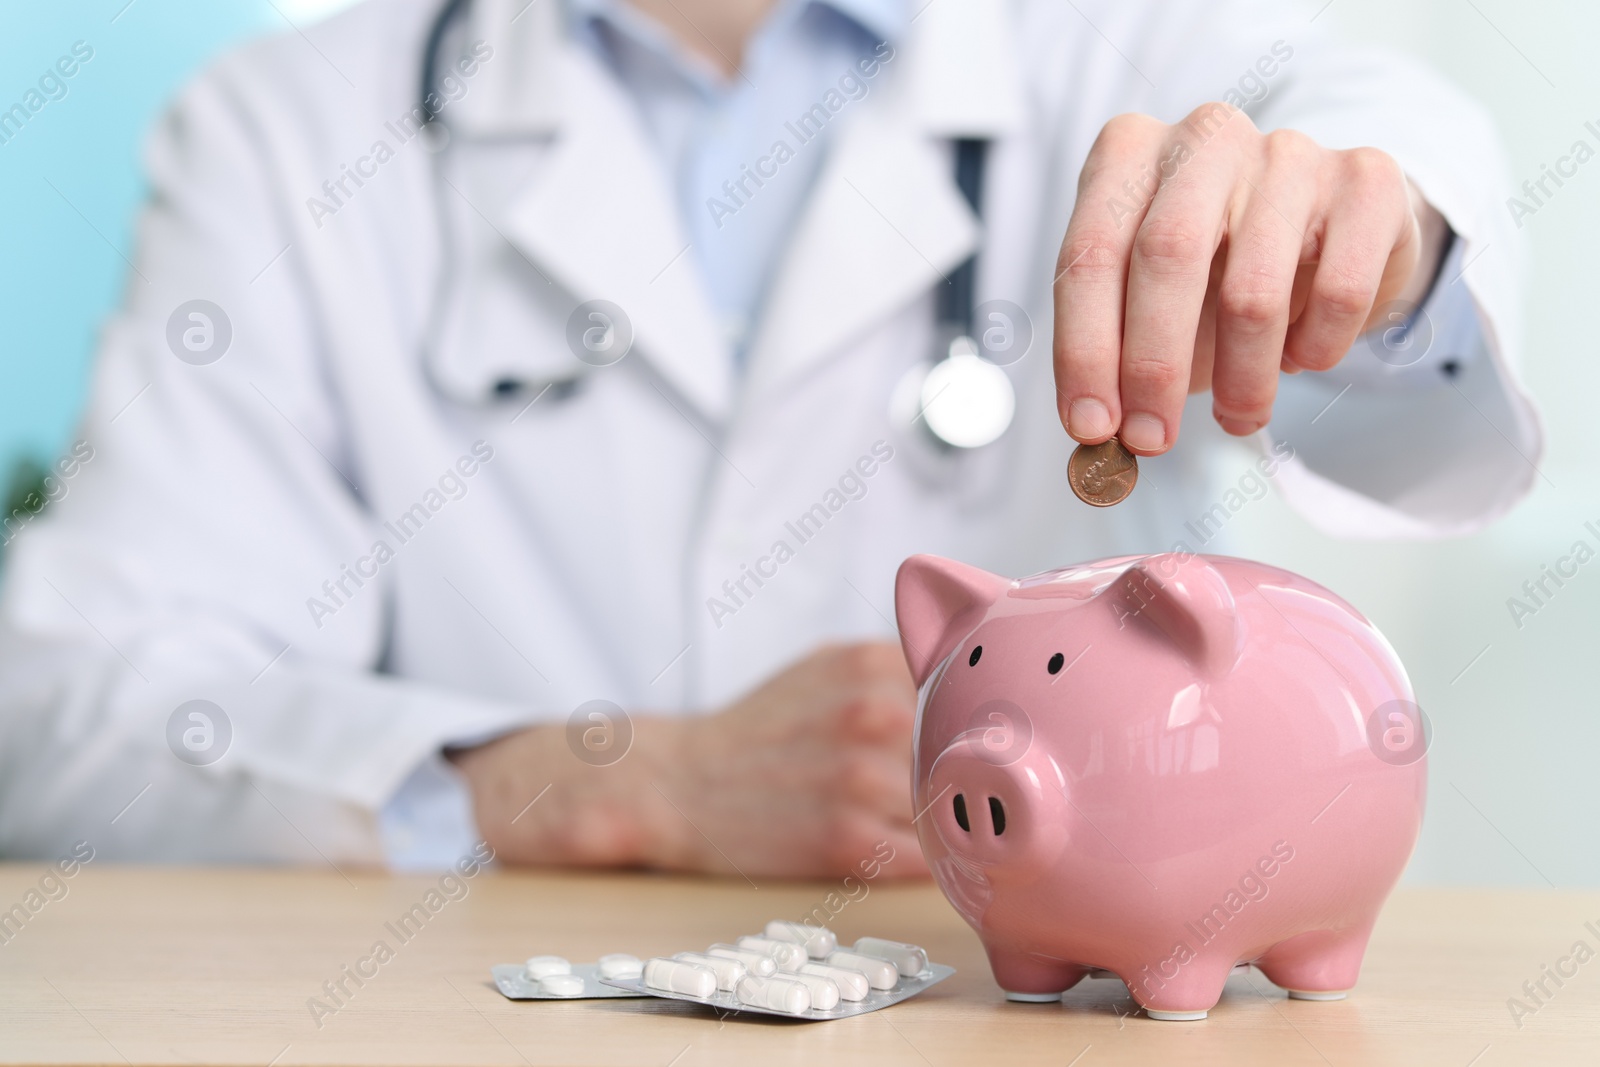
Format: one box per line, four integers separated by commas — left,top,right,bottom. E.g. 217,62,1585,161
568,0,906,355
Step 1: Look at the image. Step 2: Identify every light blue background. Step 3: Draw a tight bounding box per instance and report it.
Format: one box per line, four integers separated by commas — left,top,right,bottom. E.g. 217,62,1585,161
0,0,356,476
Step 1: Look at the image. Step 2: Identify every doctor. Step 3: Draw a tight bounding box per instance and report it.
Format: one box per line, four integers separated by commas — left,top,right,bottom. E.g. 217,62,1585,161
0,0,1540,874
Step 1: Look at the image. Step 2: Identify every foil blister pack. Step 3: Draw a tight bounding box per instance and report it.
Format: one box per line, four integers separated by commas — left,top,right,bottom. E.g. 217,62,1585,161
492,921,952,1020
492,959,650,1000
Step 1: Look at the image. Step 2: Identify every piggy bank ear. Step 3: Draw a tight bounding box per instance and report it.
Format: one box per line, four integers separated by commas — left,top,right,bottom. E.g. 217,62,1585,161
895,555,1011,687
1103,554,1241,676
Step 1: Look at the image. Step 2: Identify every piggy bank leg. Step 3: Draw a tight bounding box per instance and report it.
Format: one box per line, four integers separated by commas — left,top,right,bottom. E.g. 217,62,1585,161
988,948,1089,1002
1126,955,1236,1021
1255,924,1372,1000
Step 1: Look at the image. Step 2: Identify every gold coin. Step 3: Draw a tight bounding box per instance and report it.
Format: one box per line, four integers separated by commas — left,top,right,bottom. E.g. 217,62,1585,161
1068,438,1139,507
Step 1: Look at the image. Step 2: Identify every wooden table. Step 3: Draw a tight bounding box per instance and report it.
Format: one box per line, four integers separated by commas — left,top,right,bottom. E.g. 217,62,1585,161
0,865,1595,1066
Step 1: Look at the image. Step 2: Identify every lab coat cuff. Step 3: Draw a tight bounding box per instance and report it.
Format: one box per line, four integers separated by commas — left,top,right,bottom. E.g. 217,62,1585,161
377,753,483,871
1256,164,1542,537
1262,304,1541,538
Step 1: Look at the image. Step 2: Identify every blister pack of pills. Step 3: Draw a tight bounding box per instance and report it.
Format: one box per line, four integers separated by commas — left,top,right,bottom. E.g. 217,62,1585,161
616,921,953,1020
493,954,650,999
493,922,952,1019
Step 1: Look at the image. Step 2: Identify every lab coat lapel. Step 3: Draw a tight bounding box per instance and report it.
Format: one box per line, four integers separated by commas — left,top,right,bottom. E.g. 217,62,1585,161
461,0,733,422
743,111,976,401
743,0,1025,401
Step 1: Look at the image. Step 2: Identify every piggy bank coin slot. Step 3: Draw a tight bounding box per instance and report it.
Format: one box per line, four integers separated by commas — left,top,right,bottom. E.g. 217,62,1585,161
988,796,1006,835
953,793,971,832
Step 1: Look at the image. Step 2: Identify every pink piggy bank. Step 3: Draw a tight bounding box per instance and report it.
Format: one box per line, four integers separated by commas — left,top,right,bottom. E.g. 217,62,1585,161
895,552,1426,1021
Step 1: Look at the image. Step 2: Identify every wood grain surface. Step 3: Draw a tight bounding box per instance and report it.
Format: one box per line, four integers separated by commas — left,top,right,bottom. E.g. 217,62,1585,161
0,865,1595,1065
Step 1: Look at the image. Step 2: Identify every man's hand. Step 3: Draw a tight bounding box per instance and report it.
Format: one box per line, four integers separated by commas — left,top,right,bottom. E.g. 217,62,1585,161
449,642,928,880
1054,104,1450,454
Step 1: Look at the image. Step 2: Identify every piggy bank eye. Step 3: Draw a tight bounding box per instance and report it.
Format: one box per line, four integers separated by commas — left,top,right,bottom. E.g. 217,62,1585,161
968,645,982,667
1047,652,1065,674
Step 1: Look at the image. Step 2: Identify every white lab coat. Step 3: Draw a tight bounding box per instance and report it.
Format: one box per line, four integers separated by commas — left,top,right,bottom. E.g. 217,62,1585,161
0,0,1540,862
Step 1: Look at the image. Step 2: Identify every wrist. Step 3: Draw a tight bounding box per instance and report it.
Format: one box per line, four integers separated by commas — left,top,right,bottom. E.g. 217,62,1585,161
451,715,700,871
445,729,536,862
630,714,701,870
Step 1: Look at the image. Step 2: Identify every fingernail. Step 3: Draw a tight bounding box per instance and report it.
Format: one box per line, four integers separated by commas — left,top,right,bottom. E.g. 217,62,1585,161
1119,412,1166,453
1068,397,1112,441
1216,415,1266,436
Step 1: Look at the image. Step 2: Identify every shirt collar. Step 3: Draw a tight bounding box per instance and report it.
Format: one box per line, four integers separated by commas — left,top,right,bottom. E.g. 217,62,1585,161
562,0,909,63
816,0,908,46
456,0,1021,139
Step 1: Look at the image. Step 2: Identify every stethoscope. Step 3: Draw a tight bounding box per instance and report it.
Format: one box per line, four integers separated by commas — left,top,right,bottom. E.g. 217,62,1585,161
419,0,1018,451
887,138,1020,451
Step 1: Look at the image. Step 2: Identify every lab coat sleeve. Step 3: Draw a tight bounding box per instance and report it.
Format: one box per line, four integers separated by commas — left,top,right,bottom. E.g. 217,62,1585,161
1246,29,1542,537
1082,0,1543,537
0,63,525,863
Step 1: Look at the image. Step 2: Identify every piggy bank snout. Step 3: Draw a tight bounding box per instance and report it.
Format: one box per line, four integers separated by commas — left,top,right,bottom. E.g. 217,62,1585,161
927,742,1070,875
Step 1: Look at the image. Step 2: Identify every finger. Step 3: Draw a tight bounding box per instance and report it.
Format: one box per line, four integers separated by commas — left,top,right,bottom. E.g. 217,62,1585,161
819,823,926,880
1188,245,1226,395
814,809,926,878
1283,147,1410,371
821,643,915,709
1119,104,1250,454
1278,262,1316,374
839,697,916,746
1210,132,1320,434
1054,113,1167,443
830,747,915,817
831,641,914,690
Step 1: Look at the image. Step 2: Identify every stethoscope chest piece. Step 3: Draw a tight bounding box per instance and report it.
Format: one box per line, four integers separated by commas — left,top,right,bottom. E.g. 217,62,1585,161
893,333,1016,450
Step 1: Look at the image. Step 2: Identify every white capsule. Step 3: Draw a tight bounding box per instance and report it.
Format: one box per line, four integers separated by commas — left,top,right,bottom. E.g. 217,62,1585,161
537,973,585,997
782,970,841,1011
673,951,748,991
825,950,898,990
707,944,778,977
523,955,571,981
642,957,717,998
737,935,807,972
597,953,643,980
735,974,811,1015
764,920,839,959
853,936,930,977
799,962,871,1001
